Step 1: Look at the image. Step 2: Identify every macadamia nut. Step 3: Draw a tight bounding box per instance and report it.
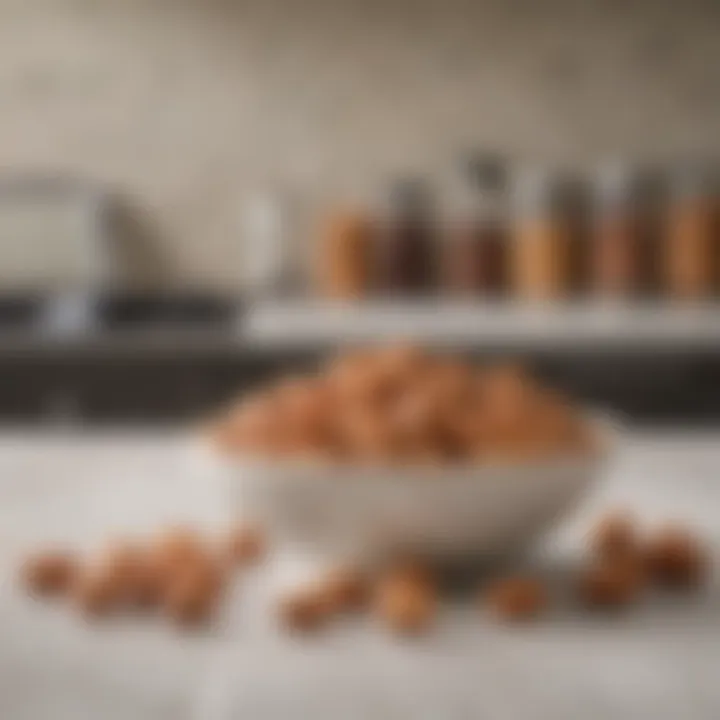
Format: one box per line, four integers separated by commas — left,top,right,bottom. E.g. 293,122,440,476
164,569,220,627
228,524,266,566
22,551,77,597
319,567,369,613
644,526,707,589
484,577,548,622
73,568,125,617
374,570,436,635
578,557,644,610
589,512,637,559
278,588,330,633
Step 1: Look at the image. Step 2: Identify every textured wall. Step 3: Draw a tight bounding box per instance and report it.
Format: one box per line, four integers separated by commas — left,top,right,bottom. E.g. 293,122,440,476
0,0,719,288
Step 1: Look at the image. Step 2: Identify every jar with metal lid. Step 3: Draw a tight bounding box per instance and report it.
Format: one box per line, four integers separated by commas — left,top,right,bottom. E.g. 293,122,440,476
589,162,650,299
556,171,592,297
663,162,718,300
441,155,508,297
377,179,437,296
510,167,570,301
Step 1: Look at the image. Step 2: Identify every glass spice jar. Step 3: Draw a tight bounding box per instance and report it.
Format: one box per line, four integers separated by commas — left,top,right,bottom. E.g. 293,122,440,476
589,162,647,299
555,171,592,298
315,207,376,300
376,179,437,296
510,167,571,302
664,162,718,301
441,155,508,297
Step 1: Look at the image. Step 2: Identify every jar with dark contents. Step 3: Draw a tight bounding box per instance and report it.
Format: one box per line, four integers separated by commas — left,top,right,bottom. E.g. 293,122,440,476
441,155,508,297
556,171,592,297
377,180,437,296
589,163,648,299
634,166,666,298
664,162,718,300
510,167,570,301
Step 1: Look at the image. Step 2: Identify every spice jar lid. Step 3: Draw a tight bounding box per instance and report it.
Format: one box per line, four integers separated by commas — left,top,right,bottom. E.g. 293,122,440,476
511,165,559,217
669,159,719,199
389,178,431,209
595,160,635,205
593,161,666,212
463,152,507,194
381,177,436,223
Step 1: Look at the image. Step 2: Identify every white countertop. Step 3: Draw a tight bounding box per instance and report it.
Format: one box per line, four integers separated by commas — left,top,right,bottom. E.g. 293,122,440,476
1,430,720,720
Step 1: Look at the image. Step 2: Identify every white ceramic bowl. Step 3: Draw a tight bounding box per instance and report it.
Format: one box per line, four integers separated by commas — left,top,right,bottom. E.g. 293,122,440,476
221,415,617,568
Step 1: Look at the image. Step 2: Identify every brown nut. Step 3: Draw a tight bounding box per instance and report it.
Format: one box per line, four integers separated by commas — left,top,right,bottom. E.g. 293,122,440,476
374,575,436,635
163,554,225,627
480,364,536,426
319,567,369,613
155,527,206,569
73,568,124,617
228,525,266,566
164,569,219,627
220,394,282,454
170,551,226,596
278,587,330,633
387,388,439,445
132,557,166,609
382,559,436,591
368,344,428,393
22,551,77,597
589,512,637,560
339,407,401,461
484,577,548,622
578,557,645,610
426,358,475,411
151,539,225,610
105,545,166,609
644,526,707,589
101,542,155,606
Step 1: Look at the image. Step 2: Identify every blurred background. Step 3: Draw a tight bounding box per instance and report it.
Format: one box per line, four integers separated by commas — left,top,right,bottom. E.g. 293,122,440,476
2,0,720,426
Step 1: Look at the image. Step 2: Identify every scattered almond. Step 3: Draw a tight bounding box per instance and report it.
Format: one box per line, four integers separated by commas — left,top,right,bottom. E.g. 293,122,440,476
279,587,330,633
22,551,77,597
589,512,637,560
578,557,645,610
228,525,266,566
644,526,707,589
485,576,548,622
374,573,436,635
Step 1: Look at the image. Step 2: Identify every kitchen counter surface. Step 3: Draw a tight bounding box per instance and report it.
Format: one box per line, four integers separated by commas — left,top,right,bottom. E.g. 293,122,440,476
1,430,720,720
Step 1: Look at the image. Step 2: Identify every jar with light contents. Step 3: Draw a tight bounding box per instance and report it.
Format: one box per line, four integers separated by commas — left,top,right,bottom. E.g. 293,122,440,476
510,167,571,302
664,162,718,301
315,206,376,300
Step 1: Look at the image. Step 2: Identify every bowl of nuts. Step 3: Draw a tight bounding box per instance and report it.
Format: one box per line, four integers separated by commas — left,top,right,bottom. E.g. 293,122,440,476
208,346,615,567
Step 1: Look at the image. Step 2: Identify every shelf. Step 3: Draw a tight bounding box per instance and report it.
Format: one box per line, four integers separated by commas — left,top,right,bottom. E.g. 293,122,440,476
244,301,720,350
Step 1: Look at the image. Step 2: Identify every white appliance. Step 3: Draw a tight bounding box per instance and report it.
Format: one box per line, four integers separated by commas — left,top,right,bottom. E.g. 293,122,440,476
0,177,110,293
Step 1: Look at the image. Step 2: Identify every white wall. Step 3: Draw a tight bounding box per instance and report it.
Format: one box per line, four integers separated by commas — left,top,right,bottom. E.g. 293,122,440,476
0,0,718,287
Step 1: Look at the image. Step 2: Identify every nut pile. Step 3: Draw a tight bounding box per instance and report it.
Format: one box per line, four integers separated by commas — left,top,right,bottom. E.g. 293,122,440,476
22,524,265,628
210,345,594,463
21,513,711,636
579,512,708,610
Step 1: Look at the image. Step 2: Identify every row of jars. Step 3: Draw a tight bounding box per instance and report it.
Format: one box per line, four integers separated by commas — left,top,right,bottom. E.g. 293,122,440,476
316,159,720,301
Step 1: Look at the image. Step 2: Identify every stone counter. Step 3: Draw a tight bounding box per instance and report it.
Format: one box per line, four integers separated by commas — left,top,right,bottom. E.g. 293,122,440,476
1,431,719,719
